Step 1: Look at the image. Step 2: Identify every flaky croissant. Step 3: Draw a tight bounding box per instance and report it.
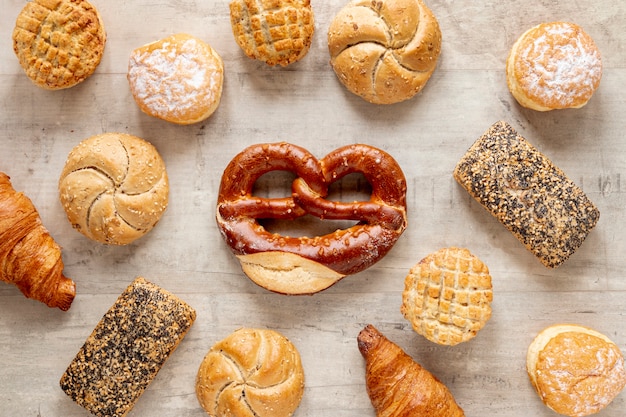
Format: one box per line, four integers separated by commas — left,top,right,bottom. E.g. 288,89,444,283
357,324,465,417
0,172,75,310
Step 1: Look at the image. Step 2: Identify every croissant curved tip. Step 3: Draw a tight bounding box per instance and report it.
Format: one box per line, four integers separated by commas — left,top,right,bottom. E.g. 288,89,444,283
50,276,76,311
357,324,383,357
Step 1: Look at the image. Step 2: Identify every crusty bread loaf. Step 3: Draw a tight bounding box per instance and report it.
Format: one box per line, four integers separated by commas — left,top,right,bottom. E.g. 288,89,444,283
506,22,602,111
12,0,106,90
401,247,493,346
128,33,224,124
327,0,441,104
59,133,169,245
196,328,305,417
60,277,196,417
527,324,626,416
453,121,599,268
229,0,314,66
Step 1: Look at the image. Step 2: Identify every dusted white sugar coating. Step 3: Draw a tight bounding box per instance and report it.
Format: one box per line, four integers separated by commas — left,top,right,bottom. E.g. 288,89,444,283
128,34,223,123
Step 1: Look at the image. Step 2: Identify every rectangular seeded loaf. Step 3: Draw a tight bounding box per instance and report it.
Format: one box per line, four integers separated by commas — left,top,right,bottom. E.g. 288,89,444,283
60,277,196,417
453,121,600,268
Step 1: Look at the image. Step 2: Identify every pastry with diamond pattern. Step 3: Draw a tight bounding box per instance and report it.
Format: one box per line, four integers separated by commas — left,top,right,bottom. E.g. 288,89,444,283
229,0,314,66
401,247,493,346
12,0,106,90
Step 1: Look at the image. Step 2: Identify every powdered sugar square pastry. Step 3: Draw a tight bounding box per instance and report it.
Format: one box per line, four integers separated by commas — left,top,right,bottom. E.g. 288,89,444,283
128,33,224,125
401,247,493,346
59,133,169,245
506,22,602,111
12,0,106,90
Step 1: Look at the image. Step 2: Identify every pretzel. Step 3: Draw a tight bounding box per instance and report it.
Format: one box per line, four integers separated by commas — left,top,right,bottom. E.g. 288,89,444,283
216,143,408,294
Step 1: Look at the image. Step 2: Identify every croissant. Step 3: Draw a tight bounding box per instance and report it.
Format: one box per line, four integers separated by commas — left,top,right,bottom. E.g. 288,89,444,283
0,172,75,310
357,324,465,417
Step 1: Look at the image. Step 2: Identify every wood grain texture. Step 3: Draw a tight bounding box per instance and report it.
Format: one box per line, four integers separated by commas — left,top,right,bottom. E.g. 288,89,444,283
1,0,626,416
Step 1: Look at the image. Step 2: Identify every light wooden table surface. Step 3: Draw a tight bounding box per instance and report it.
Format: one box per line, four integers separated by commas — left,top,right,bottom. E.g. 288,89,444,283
1,0,625,416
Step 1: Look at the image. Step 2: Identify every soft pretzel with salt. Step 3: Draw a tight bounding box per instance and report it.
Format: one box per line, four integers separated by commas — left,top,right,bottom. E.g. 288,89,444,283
216,143,408,294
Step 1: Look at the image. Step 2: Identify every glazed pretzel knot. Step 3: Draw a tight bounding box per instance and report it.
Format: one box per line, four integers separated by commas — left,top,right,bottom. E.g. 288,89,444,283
216,142,408,294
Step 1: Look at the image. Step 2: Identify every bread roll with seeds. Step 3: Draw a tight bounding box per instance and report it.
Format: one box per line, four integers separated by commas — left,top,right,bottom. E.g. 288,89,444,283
59,133,169,245
453,121,599,268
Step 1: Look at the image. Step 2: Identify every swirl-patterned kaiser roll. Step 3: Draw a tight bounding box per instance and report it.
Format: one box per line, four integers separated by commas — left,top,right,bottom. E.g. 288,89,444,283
196,328,305,417
12,0,106,90
328,0,441,104
59,133,169,245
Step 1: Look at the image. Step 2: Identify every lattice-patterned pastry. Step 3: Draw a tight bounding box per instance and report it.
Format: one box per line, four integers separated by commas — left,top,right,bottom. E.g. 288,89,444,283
401,247,493,346
229,0,314,66
12,0,106,90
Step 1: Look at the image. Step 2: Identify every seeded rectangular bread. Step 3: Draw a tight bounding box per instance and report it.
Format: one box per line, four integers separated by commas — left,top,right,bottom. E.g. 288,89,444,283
60,277,196,417
453,121,600,268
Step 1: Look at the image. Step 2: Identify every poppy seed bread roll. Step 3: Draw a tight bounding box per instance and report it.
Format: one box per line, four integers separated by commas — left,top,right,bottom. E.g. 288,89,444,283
453,121,599,268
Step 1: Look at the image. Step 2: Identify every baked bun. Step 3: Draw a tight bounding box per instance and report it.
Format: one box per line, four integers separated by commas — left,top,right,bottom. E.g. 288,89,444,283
229,0,314,66
196,328,305,417
327,0,441,104
401,247,493,346
12,0,106,90
527,324,626,416
59,133,169,245
128,33,224,124
506,22,602,111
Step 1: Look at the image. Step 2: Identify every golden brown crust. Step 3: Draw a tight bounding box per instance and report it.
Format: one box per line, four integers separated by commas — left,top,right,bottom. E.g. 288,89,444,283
60,277,196,417
229,0,314,66
453,121,600,268
527,324,626,416
12,0,106,90
506,22,602,111
401,247,493,346
216,142,407,294
358,325,465,417
196,328,305,417
59,133,169,245
0,172,75,310
128,33,224,125
327,0,441,104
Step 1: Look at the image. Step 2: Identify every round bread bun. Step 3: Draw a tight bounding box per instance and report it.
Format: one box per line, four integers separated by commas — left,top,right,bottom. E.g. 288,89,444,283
527,324,626,416
401,247,493,346
506,22,602,111
59,133,169,245
229,0,314,66
196,328,305,417
12,0,106,90
127,33,224,125
327,0,442,105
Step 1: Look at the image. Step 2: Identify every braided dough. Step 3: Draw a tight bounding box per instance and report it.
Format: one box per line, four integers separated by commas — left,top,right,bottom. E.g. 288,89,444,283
196,328,305,417
506,22,602,111
328,0,442,104
128,33,224,124
229,0,314,66
527,324,626,416
59,133,169,245
12,0,106,90
401,247,493,346
216,143,408,294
